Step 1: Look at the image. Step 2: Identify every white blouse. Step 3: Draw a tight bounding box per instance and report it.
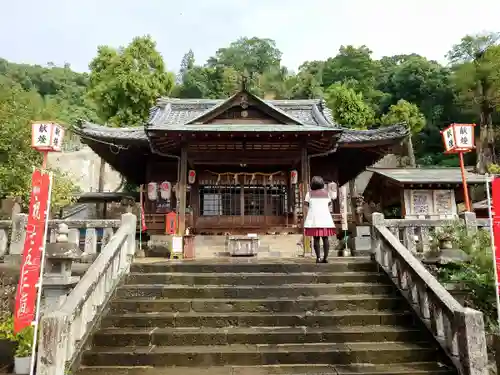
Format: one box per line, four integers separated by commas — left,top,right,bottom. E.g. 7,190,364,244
304,189,336,229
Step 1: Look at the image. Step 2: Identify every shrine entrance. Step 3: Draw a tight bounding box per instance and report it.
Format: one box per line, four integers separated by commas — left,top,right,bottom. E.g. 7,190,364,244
194,170,300,234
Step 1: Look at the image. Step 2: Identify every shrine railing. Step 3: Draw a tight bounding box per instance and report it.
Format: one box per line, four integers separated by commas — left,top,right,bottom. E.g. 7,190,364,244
6,214,121,262
379,212,480,254
371,212,488,375
36,212,137,375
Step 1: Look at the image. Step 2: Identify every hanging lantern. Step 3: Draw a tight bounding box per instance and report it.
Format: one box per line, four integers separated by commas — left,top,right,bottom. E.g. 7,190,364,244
147,182,158,201
290,170,298,185
327,182,337,197
31,122,65,152
160,181,171,200
188,170,196,184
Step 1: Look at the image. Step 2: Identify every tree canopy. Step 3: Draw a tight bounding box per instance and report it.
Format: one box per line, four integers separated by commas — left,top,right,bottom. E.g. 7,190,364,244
2,32,500,204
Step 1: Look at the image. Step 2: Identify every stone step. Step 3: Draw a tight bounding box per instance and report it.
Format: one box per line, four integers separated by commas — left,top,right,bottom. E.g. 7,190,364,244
110,295,408,314
92,325,428,347
101,310,414,328
116,283,394,299
77,362,456,375
130,258,377,274
126,271,387,285
81,342,439,367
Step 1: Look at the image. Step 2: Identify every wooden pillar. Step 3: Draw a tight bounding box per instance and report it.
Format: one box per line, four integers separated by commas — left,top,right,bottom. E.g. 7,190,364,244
178,147,188,235
301,146,310,254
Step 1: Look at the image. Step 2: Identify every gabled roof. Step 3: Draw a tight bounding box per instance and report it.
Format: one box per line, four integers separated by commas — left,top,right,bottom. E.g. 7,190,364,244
366,167,486,184
147,97,338,131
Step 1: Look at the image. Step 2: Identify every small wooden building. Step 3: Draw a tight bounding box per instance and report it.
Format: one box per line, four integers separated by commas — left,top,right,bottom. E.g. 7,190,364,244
363,167,487,219
73,87,408,235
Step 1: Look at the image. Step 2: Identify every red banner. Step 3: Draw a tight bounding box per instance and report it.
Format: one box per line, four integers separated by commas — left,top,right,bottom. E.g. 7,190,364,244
141,203,147,232
14,169,51,333
491,178,500,294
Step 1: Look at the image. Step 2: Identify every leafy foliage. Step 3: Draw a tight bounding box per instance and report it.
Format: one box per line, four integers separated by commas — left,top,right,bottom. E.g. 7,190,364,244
88,35,175,127
437,225,497,331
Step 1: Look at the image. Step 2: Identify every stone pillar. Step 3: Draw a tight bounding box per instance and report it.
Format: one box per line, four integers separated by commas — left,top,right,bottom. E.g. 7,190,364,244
371,213,385,260
178,146,188,235
7,213,28,264
460,211,478,236
456,308,488,375
43,224,81,311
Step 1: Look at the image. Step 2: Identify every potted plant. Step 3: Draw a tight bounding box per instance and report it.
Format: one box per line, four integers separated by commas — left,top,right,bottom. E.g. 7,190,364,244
435,226,456,250
14,325,34,375
0,315,16,370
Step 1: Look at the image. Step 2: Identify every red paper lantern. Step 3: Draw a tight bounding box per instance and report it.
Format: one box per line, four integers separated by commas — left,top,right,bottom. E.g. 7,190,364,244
147,182,158,201
188,170,196,184
290,170,298,184
160,181,171,200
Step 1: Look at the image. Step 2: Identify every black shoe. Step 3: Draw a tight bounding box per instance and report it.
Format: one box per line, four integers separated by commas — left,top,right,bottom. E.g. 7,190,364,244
321,258,328,263
316,258,321,263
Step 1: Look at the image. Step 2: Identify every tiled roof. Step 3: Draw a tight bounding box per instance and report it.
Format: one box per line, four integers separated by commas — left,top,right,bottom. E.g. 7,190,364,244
72,121,147,142
367,167,487,184
339,124,409,144
147,97,337,130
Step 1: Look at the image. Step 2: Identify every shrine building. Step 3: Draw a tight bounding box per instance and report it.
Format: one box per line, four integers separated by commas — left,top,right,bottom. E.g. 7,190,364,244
73,87,408,237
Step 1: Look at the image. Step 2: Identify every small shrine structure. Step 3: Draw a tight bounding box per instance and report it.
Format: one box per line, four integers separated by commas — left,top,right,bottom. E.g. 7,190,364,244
363,167,486,219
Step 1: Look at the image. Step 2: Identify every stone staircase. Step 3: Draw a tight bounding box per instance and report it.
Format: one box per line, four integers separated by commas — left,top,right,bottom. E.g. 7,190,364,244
77,257,457,375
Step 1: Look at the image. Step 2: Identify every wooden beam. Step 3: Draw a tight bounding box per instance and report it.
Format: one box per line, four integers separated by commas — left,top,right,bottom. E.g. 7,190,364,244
178,146,188,235
301,146,310,255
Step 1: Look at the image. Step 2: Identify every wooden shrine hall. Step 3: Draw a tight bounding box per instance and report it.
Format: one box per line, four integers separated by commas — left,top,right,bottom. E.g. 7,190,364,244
73,87,408,236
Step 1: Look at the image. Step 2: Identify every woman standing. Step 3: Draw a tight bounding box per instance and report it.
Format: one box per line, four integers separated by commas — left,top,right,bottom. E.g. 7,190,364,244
303,176,336,263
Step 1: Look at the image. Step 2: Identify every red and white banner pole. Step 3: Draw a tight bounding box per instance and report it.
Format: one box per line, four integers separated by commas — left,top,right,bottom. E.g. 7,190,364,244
486,174,500,328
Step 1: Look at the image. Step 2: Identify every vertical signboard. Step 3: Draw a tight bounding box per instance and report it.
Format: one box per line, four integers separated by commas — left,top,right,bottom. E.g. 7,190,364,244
14,169,52,333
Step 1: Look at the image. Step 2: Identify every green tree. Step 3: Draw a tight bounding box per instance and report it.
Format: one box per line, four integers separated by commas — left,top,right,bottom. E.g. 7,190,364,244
88,35,175,192
0,81,78,212
447,32,500,173
88,35,175,127
325,83,375,129
207,37,282,76
381,99,426,166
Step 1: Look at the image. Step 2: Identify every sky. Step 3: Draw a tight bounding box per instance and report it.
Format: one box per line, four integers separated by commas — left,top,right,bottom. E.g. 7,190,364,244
1,0,500,73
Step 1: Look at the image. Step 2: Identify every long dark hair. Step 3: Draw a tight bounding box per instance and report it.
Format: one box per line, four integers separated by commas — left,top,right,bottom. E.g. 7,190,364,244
310,176,325,191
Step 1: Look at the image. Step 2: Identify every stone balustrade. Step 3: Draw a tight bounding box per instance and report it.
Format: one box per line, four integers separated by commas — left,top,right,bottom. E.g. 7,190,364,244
37,213,137,375
372,212,488,375
6,214,121,264
380,212,481,255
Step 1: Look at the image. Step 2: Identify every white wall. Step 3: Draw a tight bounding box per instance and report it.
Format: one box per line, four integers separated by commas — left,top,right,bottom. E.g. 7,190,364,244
47,146,122,192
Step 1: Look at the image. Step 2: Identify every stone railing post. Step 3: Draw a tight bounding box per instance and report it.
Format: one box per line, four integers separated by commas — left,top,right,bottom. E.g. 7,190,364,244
455,308,488,375
121,213,137,257
0,222,9,258
7,213,28,263
371,213,385,260
460,211,478,236
43,224,81,311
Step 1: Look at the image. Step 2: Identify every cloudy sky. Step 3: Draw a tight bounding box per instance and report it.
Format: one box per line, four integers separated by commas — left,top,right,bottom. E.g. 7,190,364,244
1,0,499,73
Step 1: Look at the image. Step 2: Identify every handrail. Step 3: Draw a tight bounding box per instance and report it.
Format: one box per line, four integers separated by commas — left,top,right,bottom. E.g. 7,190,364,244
372,212,488,375
36,213,137,375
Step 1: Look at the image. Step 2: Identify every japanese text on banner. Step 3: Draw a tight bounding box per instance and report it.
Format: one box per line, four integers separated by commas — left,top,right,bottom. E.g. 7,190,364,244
14,169,51,333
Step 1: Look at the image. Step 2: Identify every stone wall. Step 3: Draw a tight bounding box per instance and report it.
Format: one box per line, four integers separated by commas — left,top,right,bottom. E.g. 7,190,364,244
47,146,121,192
0,265,17,319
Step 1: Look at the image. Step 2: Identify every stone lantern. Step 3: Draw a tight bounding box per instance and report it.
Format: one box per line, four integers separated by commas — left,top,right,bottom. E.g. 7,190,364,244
43,223,82,310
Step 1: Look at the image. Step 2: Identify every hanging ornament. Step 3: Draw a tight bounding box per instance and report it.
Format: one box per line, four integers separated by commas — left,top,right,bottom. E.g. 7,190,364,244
216,174,221,185
188,170,196,184
290,170,298,185
234,173,239,184
268,175,273,186
159,181,171,200
147,182,158,201
250,173,256,184
328,182,338,200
